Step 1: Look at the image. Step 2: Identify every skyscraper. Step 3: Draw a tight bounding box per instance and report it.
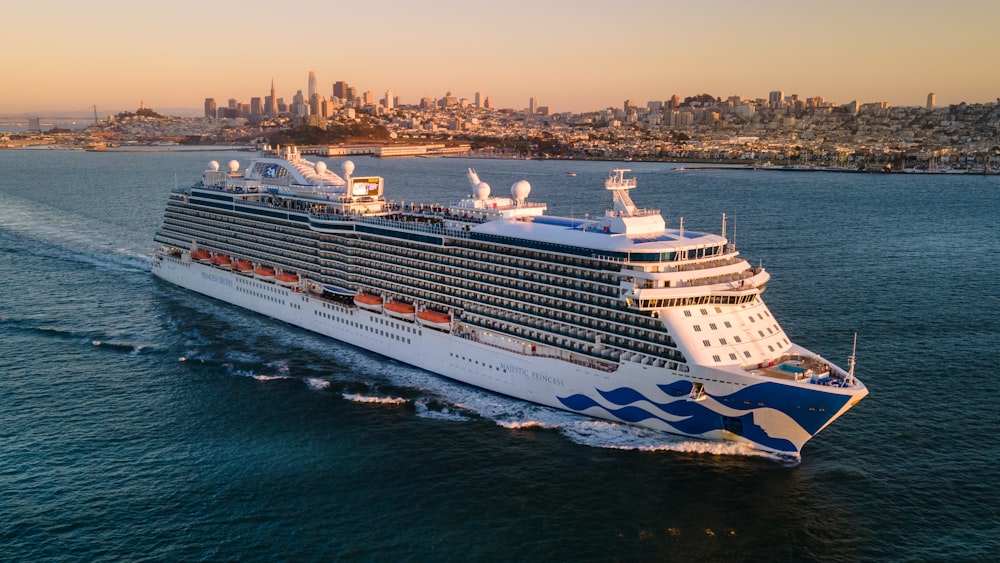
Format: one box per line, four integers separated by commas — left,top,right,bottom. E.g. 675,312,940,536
204,98,217,118
926,92,935,110
769,90,784,109
268,79,279,116
475,91,483,108
333,81,349,100
529,97,538,115
384,89,394,109
308,71,317,100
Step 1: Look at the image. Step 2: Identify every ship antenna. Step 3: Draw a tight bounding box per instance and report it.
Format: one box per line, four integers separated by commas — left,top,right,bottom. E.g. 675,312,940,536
847,332,858,384
721,212,726,240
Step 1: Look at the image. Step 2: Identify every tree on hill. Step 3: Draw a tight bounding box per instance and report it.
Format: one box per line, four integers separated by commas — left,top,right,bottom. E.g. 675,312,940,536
269,123,390,145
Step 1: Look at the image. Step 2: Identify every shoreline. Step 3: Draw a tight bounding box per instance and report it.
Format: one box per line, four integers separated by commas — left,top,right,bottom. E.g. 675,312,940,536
2,144,996,175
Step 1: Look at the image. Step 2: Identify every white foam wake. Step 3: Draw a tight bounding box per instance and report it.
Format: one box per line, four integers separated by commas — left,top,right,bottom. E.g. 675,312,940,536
341,392,407,405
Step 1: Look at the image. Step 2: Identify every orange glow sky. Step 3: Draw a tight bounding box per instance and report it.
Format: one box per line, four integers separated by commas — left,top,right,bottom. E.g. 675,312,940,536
5,0,998,115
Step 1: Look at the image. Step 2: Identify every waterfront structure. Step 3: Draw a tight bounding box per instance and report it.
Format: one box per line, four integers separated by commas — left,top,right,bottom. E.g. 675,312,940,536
152,147,868,459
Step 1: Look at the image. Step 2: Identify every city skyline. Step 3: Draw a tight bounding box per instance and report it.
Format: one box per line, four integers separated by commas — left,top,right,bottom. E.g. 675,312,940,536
5,0,998,115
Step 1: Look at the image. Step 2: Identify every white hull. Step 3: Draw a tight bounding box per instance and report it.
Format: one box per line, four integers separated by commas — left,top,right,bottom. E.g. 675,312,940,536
153,253,863,458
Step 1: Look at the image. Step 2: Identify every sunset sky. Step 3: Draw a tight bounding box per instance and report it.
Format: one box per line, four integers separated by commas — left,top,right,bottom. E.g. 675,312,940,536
5,0,997,115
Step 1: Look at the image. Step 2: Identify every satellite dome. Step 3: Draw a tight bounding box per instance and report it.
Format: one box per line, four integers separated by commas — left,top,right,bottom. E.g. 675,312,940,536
342,160,355,177
476,182,491,200
209,160,220,171
228,160,240,173
315,161,327,175
511,180,531,202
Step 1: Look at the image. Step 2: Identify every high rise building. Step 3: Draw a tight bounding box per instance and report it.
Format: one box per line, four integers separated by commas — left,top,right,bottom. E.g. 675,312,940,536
769,90,784,109
250,97,262,117
291,89,309,116
475,91,483,108
384,89,394,109
204,98,217,118
309,94,321,116
269,79,279,116
333,81,349,100
308,71,317,100
529,96,538,115
927,92,935,110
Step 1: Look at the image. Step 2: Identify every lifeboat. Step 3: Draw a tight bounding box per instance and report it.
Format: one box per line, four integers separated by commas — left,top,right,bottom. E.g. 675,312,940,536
354,292,383,312
384,300,416,321
253,266,276,281
233,260,254,276
190,249,211,263
417,309,451,331
275,272,300,287
210,254,232,269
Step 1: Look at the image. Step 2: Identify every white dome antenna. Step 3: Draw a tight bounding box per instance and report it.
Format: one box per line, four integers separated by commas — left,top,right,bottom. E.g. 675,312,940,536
511,180,531,205
228,160,240,173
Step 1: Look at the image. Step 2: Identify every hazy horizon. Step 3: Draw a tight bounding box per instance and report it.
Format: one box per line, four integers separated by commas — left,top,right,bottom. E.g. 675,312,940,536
6,0,997,115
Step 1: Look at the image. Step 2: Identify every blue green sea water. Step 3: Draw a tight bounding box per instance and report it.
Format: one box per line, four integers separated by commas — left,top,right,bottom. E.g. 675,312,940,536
1,149,997,561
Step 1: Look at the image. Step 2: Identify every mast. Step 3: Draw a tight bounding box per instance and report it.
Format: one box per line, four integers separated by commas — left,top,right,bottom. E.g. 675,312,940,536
847,332,858,384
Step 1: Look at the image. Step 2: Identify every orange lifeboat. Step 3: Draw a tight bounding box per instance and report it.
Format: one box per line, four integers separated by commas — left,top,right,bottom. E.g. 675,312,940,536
353,292,383,312
253,266,276,281
233,260,254,276
190,249,211,263
417,309,451,331
275,272,300,287
210,255,232,269
384,301,416,321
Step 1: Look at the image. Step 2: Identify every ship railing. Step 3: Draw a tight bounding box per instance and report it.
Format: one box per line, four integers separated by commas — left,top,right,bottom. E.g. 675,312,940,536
352,257,669,347
604,207,660,218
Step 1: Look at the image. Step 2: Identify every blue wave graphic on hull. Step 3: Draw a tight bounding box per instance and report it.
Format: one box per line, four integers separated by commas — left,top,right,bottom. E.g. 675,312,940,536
655,381,851,435
558,380,848,454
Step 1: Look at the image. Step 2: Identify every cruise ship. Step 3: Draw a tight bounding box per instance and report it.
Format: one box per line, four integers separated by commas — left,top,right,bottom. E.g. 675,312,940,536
152,146,867,459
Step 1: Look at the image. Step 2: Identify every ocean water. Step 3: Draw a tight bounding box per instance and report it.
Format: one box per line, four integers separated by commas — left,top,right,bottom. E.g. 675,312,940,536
1,149,997,561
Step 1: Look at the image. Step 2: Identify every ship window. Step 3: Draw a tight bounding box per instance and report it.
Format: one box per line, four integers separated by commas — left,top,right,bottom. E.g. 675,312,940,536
700,309,708,315
748,316,755,323
719,338,727,345
693,325,702,332
729,353,738,360
709,323,718,330
724,321,732,328
768,345,774,352
703,340,711,347
712,355,721,363
734,336,742,343
743,351,751,358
